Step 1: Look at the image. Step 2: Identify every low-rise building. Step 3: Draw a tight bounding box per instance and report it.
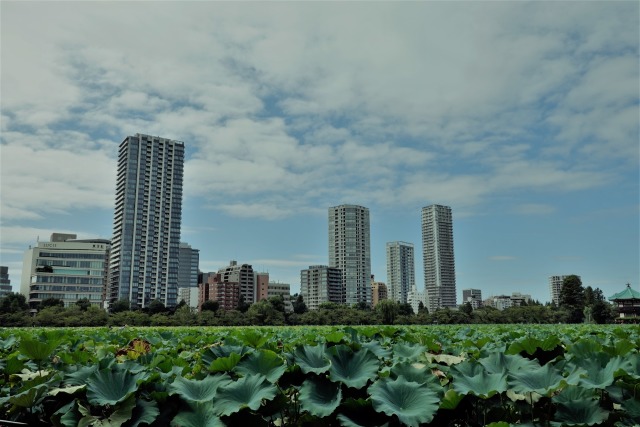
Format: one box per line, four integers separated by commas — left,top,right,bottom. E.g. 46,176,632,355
371,276,388,308
608,284,640,324
21,233,110,310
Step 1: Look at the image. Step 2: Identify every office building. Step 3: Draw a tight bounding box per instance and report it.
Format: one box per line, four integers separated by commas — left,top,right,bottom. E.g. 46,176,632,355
462,288,482,309
407,285,426,315
422,204,457,312
0,266,11,297
21,233,109,310
300,265,342,310
220,260,255,304
108,134,184,309
386,241,415,304
549,275,579,305
328,204,371,305
371,276,388,307
178,243,199,288
267,282,291,300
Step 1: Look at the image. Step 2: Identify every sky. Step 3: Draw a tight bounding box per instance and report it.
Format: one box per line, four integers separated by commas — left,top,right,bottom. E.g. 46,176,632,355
1,1,638,304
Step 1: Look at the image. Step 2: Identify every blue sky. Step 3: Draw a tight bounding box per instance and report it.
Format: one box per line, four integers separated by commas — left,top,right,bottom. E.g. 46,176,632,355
1,1,638,304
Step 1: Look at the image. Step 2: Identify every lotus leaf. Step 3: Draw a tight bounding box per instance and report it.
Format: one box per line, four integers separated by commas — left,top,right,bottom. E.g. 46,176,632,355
235,350,286,383
327,345,379,389
213,374,277,416
299,376,342,417
369,376,440,427
168,374,232,405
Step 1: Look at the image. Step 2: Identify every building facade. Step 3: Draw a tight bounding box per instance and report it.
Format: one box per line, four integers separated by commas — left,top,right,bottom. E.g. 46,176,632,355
21,234,110,310
178,243,199,288
328,204,371,305
422,204,457,312
108,134,184,309
0,266,11,297
371,277,388,308
386,241,415,304
219,261,255,304
267,282,291,300
462,288,483,309
300,265,343,310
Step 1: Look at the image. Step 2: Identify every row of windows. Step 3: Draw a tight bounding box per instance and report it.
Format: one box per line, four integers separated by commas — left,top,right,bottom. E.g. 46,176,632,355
31,293,102,301
37,260,104,269
33,276,103,285
30,285,103,292
39,252,105,259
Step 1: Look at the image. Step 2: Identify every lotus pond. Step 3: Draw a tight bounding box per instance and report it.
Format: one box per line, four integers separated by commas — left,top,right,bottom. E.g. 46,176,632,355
1,324,639,426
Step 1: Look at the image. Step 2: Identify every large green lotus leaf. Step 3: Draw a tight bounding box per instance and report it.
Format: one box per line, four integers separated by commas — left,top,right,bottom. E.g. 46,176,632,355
235,350,286,383
171,405,224,427
337,398,389,427
51,401,78,427
48,384,86,397
201,345,251,367
3,353,25,375
450,360,485,377
577,356,631,389
299,376,342,417
327,345,379,389
294,344,331,374
605,339,636,357
362,340,392,360
452,370,507,399
8,384,47,407
392,343,427,361
390,362,437,387
566,339,603,361
86,368,143,406
621,397,640,419
213,374,277,416
64,364,99,386
0,335,17,350
479,352,539,375
324,331,346,343
551,400,609,426
369,376,441,427
168,374,232,405
552,385,598,405
235,329,269,348
440,389,464,409
128,399,160,427
19,337,59,361
507,363,564,396
208,352,241,373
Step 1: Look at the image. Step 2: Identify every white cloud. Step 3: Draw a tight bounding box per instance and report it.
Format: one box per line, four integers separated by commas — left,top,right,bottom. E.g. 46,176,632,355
512,204,556,215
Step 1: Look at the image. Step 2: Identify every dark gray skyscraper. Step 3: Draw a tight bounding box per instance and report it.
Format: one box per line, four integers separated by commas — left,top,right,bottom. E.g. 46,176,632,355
421,204,456,312
109,134,184,309
328,204,371,306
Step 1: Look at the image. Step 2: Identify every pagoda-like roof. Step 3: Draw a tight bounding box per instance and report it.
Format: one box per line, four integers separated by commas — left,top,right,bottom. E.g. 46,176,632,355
608,284,640,301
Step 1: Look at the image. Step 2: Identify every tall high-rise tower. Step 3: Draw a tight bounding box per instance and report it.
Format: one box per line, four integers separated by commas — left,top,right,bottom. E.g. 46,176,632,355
109,134,184,309
386,241,415,304
328,204,371,305
421,204,456,312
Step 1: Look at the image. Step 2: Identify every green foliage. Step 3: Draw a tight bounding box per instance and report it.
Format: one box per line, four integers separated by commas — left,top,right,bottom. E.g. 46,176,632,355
2,324,639,426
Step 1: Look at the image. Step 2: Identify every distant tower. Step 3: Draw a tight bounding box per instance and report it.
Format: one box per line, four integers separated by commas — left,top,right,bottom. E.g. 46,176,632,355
422,204,456,312
0,266,11,297
386,241,415,304
328,205,371,305
109,134,185,309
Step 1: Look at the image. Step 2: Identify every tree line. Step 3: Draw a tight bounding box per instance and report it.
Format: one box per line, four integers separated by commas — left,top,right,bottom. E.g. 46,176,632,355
0,276,616,327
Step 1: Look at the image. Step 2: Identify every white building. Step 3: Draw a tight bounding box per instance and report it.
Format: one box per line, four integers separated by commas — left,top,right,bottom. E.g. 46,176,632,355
407,286,427,315
22,233,110,310
109,134,185,309
422,205,457,312
267,282,291,300
177,286,199,309
386,241,415,304
329,205,371,305
492,295,513,311
300,265,342,310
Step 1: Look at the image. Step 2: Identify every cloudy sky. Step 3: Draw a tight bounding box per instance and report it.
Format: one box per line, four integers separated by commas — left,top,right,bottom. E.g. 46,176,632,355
1,1,638,303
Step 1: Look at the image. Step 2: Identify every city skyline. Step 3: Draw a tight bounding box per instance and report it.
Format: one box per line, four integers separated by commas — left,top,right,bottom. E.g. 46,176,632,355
1,2,638,304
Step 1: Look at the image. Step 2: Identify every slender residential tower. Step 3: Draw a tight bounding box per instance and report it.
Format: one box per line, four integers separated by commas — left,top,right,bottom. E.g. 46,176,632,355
386,241,415,304
328,204,371,306
109,134,184,309
421,204,456,312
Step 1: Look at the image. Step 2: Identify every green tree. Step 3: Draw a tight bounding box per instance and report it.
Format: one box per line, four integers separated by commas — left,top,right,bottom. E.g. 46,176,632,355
173,305,196,325
559,275,585,323
461,302,473,316
0,292,29,313
39,298,64,309
147,299,166,315
398,303,414,316
268,295,286,313
236,295,251,313
75,298,91,311
110,299,131,313
247,299,285,325
201,299,220,313
376,300,399,324
292,294,308,314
